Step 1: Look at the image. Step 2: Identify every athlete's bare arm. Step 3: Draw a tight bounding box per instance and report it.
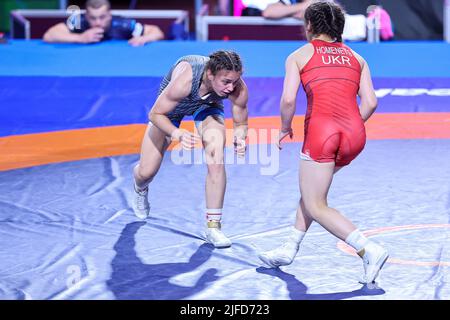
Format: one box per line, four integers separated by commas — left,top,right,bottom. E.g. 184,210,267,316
229,79,249,157
280,54,299,129
278,44,314,149
229,79,249,138
149,61,200,148
280,44,314,130
352,51,378,122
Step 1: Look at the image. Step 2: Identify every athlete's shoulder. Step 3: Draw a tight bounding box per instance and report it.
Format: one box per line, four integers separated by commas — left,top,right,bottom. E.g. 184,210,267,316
179,55,209,63
289,43,314,70
347,47,366,69
180,54,207,59
292,42,314,56
172,61,193,82
175,55,208,72
165,62,193,99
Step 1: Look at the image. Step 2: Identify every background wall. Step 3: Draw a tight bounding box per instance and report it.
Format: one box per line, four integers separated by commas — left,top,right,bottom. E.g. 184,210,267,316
338,0,444,40
1,0,445,39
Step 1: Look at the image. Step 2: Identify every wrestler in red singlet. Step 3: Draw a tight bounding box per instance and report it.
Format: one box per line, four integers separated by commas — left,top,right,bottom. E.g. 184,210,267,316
259,1,388,285
301,39,364,166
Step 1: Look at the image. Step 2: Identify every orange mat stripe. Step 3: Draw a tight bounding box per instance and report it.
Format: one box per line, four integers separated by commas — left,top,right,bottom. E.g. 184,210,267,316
1,112,449,171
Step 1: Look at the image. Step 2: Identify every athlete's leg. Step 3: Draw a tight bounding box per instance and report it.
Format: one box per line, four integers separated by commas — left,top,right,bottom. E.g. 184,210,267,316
259,129,348,267
258,160,314,268
134,123,171,188
294,199,314,231
197,113,231,248
258,162,350,268
300,160,388,282
299,160,356,239
198,115,226,211
132,123,171,219
291,150,343,232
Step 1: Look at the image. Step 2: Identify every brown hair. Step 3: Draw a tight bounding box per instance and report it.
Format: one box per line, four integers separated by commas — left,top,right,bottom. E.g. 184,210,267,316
206,50,243,75
86,0,111,9
304,1,346,42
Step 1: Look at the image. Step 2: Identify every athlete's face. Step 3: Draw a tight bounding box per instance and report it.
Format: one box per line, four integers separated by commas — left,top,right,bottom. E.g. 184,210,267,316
208,69,241,97
86,5,112,30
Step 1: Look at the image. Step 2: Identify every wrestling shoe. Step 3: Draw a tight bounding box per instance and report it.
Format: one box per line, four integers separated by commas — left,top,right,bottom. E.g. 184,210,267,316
205,221,232,248
132,184,150,220
258,241,299,268
359,242,389,283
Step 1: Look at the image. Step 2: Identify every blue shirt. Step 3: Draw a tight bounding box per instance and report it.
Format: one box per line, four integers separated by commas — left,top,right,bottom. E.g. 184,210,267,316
69,15,143,40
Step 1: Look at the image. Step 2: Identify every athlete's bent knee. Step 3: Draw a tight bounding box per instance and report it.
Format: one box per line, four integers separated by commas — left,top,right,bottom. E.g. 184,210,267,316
205,145,225,165
136,164,158,181
303,201,328,219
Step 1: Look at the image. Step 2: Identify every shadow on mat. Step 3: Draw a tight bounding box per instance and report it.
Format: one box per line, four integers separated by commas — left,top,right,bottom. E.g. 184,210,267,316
107,221,218,299
256,267,385,300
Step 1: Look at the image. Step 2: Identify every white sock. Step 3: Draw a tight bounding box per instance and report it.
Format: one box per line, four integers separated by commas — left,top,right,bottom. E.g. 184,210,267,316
206,208,222,221
288,227,306,245
345,229,369,253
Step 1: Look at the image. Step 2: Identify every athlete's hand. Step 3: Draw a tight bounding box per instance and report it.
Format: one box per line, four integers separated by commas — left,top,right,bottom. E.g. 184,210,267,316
171,129,200,150
233,136,247,158
277,128,293,150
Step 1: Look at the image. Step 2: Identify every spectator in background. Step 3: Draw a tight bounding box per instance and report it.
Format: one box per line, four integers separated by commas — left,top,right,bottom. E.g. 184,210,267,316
216,0,233,15
240,0,280,16
43,0,164,46
202,0,231,15
367,5,394,41
263,0,314,20
238,0,314,18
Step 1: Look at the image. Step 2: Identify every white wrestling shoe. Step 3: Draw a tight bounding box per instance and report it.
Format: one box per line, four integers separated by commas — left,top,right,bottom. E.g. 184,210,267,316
359,242,389,284
132,184,150,220
205,221,232,248
258,241,299,268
